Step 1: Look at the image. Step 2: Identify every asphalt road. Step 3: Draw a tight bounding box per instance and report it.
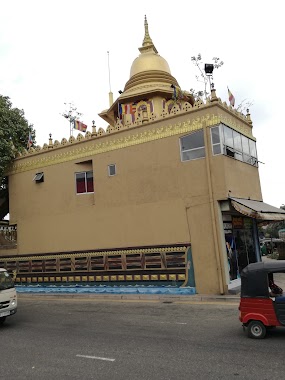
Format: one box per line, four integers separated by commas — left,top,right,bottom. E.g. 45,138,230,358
1,295,285,380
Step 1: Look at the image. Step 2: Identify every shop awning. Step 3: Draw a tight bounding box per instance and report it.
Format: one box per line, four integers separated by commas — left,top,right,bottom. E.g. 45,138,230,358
230,197,285,221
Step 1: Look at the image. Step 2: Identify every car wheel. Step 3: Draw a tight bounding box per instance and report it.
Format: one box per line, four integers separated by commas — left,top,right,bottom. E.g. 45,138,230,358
247,320,266,339
0,317,6,325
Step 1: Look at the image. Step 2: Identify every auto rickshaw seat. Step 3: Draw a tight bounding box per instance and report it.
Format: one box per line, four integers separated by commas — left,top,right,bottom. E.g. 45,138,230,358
274,296,285,303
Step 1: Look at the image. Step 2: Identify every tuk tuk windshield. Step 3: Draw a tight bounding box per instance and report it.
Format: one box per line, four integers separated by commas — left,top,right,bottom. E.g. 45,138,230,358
0,271,14,290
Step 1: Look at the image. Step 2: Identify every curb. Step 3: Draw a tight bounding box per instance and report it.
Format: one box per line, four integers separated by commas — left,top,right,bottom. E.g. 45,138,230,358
17,292,240,303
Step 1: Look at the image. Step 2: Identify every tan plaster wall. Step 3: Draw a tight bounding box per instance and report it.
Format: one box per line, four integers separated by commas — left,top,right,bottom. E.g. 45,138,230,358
8,133,210,255
4,105,263,294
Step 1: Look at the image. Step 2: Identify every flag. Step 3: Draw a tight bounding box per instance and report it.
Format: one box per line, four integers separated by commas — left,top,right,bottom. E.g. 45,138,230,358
228,87,235,107
171,84,187,101
118,103,122,119
121,103,137,115
72,119,87,132
171,84,177,100
27,131,33,149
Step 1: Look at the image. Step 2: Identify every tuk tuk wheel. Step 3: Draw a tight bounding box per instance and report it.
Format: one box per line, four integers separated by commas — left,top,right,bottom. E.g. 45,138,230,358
247,321,266,339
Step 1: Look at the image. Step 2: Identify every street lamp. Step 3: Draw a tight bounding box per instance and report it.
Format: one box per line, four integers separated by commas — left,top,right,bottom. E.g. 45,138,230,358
204,64,214,95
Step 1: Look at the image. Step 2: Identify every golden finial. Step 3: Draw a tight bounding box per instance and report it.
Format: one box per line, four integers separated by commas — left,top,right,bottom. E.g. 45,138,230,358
139,15,157,53
48,133,53,149
246,109,253,125
91,120,97,136
210,83,218,102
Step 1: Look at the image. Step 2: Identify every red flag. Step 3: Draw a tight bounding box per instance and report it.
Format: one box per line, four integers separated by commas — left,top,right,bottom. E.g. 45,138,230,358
72,120,87,132
121,103,137,115
228,87,235,107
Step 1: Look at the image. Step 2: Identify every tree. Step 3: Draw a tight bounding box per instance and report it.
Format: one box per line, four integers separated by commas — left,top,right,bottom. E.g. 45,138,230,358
0,95,36,217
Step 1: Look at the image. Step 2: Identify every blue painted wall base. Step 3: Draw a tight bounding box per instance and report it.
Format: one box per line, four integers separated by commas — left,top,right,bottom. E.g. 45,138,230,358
16,285,196,295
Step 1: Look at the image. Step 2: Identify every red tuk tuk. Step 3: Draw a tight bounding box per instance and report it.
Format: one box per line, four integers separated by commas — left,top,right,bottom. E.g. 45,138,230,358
239,261,285,339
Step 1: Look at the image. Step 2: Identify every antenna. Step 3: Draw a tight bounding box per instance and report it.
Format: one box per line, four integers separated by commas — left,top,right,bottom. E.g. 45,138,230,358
107,51,111,92
107,51,114,106
62,102,83,137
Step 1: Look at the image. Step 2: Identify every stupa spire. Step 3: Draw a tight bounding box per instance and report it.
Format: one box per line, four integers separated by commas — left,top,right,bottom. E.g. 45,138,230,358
139,15,158,54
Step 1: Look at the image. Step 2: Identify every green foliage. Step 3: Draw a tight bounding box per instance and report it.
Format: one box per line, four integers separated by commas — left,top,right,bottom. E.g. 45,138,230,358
0,95,36,200
263,220,285,239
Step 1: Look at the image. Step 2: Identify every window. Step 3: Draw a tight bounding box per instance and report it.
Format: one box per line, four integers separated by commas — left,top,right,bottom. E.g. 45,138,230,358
108,164,116,176
211,124,258,167
180,130,205,161
75,171,94,194
211,126,221,155
33,172,44,183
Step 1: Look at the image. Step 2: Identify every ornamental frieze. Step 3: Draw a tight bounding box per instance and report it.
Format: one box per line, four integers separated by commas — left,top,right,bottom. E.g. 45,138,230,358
8,113,254,175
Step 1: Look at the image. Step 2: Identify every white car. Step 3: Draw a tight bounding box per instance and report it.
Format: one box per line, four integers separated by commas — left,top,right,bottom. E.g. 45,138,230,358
0,268,17,325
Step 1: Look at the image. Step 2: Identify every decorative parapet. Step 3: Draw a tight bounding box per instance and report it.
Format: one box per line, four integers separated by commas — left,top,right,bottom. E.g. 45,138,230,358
7,96,254,175
8,111,254,175
17,97,252,158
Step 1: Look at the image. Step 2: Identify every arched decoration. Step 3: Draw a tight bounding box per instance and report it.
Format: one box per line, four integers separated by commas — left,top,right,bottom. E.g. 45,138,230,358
136,99,154,115
160,109,169,118
182,102,192,112
115,119,123,131
106,125,115,134
35,145,42,152
76,133,84,141
85,131,92,139
193,99,204,108
170,104,181,115
97,127,105,136
69,136,76,143
166,99,181,114
61,138,68,146
42,143,49,150
53,140,60,148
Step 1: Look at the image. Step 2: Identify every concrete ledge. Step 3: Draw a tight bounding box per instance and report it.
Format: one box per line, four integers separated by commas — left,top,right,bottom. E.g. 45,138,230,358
17,292,240,303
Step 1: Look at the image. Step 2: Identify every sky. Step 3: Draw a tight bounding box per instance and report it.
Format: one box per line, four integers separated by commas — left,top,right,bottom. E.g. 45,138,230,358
0,0,284,208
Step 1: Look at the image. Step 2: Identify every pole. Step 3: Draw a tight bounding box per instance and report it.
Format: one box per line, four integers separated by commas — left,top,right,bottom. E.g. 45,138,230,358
107,51,111,93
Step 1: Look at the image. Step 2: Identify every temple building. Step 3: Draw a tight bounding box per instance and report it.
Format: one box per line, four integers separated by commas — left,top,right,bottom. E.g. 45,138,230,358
1,17,285,294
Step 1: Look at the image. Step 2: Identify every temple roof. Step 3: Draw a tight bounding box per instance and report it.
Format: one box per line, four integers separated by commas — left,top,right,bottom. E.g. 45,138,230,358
99,16,183,125
129,16,171,77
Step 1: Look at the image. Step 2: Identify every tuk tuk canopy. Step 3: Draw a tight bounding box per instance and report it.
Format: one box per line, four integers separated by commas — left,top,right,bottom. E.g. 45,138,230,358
241,261,285,298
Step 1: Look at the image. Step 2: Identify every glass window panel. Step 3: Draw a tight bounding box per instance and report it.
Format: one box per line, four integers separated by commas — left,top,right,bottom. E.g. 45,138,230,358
182,148,205,161
211,127,220,144
108,164,116,176
223,126,233,148
86,171,94,192
243,153,251,164
241,135,250,154
86,171,93,180
86,181,93,193
213,144,221,155
233,130,242,151
235,152,243,161
76,174,86,193
181,130,204,150
249,139,257,158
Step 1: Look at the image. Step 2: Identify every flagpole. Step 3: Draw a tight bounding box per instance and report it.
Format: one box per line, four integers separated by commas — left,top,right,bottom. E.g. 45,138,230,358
107,51,114,107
